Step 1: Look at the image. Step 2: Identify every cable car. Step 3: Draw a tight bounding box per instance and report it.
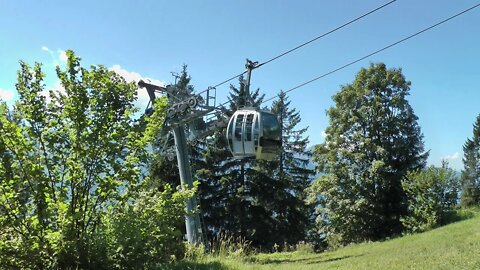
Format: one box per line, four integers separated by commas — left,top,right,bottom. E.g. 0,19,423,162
226,108,281,160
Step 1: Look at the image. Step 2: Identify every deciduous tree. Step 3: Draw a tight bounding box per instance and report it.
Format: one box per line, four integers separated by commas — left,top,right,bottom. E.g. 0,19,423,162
0,51,187,269
309,63,428,245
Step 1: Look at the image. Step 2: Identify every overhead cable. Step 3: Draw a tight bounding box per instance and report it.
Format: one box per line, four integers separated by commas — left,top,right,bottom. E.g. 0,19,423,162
256,0,397,69
195,0,397,97
260,2,480,105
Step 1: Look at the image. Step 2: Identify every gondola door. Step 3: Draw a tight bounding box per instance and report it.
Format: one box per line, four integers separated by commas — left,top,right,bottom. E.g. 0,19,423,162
228,111,257,157
231,112,245,155
243,112,255,156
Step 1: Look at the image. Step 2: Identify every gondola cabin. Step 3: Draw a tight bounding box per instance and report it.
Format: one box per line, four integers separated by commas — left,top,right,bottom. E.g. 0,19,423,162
226,108,281,160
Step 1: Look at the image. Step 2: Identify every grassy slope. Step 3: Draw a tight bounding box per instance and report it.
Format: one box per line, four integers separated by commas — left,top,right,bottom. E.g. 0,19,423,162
239,214,480,270
177,213,480,270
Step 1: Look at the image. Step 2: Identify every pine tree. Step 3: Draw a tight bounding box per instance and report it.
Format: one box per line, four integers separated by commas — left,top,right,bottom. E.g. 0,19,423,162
253,91,314,247
151,73,313,249
461,114,480,206
199,84,314,250
196,77,266,245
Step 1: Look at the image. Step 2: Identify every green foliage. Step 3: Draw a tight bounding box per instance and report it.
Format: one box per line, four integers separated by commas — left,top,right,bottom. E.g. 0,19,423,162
156,260,229,270
309,63,428,246
184,243,207,260
401,163,460,233
293,242,315,255
194,81,313,250
461,114,480,207
254,91,314,248
100,185,194,269
441,207,477,224
148,65,197,190
0,51,187,269
194,77,266,246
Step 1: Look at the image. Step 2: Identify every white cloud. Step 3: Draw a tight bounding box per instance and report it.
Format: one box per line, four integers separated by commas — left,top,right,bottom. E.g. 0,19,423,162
38,48,164,111
110,64,164,86
0,88,14,102
442,152,460,161
40,81,65,103
110,64,143,83
53,81,65,93
41,45,54,55
58,50,68,64
109,64,165,110
41,46,67,66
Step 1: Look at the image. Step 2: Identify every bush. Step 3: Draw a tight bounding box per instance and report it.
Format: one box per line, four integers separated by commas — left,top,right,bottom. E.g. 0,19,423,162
184,243,206,260
294,241,315,254
441,207,478,225
401,164,459,233
99,185,194,269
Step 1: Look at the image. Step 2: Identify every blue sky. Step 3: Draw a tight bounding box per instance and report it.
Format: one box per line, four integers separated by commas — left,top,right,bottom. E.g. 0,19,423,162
1,0,479,170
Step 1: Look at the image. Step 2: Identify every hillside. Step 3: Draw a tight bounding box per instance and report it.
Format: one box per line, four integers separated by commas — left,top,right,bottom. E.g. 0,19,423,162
173,211,480,270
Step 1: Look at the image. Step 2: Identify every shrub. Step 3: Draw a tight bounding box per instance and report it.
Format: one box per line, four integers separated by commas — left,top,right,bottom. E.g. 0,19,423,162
294,241,315,254
184,243,206,260
401,164,459,233
99,185,194,269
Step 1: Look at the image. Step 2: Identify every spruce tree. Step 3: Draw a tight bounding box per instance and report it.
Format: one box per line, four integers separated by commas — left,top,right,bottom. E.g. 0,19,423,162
151,74,313,249
253,91,314,247
196,77,266,245
200,84,314,250
461,114,480,206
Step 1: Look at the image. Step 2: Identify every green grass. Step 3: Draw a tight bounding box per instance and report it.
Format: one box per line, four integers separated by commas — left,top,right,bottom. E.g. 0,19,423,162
174,210,480,269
